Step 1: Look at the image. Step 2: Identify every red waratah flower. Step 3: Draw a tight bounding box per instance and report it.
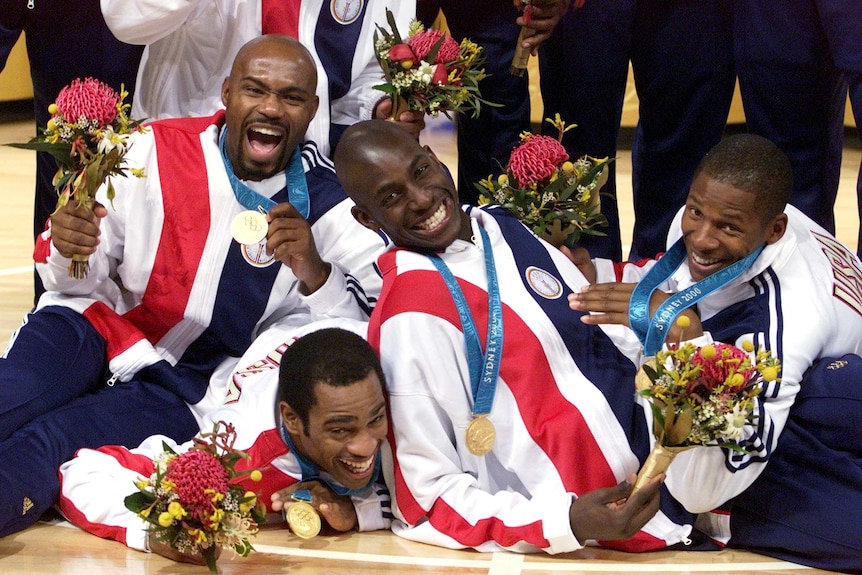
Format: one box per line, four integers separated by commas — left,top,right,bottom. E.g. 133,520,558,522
54,77,119,125
692,343,755,391
409,29,460,64
165,450,230,517
507,134,569,185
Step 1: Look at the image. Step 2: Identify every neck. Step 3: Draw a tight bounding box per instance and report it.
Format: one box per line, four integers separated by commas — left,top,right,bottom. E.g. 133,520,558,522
458,210,473,242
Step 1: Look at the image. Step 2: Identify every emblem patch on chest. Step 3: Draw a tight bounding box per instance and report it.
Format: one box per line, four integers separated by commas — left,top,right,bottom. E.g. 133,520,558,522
525,266,563,299
331,0,363,24
240,240,277,268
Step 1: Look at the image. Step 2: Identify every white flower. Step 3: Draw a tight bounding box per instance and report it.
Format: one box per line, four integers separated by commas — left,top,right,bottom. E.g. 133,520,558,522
722,405,748,440
97,126,122,154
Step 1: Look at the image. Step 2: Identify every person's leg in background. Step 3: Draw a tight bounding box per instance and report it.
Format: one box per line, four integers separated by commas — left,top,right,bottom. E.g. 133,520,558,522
734,0,844,236
628,0,735,260
538,0,635,261
427,1,531,205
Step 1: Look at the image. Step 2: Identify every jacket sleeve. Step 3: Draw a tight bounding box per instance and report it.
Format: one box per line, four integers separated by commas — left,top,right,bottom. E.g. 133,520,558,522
100,0,203,44
299,197,386,321
58,435,189,552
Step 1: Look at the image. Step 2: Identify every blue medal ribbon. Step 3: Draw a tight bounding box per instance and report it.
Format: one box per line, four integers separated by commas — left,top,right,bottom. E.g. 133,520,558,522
279,422,380,497
428,226,503,417
628,238,764,355
219,128,309,218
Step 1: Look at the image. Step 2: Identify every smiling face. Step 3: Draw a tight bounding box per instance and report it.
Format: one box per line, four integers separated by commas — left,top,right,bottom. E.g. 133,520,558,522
221,35,319,181
281,373,388,491
335,120,472,252
681,172,787,281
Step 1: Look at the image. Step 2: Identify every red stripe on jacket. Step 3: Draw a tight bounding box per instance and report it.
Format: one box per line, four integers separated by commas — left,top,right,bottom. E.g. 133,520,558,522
262,0,301,38
120,114,214,345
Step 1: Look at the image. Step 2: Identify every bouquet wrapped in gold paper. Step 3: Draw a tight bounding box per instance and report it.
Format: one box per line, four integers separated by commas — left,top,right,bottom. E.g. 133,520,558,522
8,77,147,279
124,421,266,575
373,8,495,119
510,0,572,76
632,335,781,493
476,114,610,248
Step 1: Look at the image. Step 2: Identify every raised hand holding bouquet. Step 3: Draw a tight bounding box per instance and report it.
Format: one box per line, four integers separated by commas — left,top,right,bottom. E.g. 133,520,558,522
373,8,495,119
124,421,266,575
632,332,781,493
510,0,572,76
8,77,147,279
476,114,610,248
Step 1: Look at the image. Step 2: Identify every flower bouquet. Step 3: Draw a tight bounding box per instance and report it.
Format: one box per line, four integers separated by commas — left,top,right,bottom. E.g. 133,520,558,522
476,114,610,248
8,77,147,279
373,8,495,119
124,421,266,575
632,337,781,493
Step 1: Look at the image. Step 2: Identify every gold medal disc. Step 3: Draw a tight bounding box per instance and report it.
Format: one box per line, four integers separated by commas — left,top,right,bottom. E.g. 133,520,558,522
231,210,268,246
465,416,496,456
286,501,321,539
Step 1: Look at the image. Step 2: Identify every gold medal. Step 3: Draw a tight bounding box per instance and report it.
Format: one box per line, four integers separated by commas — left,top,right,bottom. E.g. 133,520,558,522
231,210,268,245
465,415,496,456
286,501,321,539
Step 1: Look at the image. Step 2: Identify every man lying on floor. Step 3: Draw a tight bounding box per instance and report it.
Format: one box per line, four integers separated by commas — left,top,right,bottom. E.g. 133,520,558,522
57,319,391,562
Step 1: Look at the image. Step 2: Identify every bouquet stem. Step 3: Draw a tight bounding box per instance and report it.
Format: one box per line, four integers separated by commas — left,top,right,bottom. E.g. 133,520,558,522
67,195,94,279
631,444,692,495
390,94,411,121
510,26,533,76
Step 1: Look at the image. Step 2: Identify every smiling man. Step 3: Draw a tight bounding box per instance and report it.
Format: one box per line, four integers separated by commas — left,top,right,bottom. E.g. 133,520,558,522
58,321,392,561
0,35,385,538
569,134,862,572
331,120,740,555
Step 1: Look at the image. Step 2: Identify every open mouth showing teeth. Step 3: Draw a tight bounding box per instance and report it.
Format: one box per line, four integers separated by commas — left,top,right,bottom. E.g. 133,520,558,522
415,203,446,231
247,126,284,155
339,456,375,475
691,253,720,266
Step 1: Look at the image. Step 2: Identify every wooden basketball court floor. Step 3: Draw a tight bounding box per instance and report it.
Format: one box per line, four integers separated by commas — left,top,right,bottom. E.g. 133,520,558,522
0,117,858,574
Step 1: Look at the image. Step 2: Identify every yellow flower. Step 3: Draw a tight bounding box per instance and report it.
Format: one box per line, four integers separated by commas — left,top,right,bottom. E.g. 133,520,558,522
675,315,691,329
249,470,262,482
158,511,174,527
134,478,149,491
239,492,258,514
497,174,509,186
728,373,745,387
742,340,755,353
699,344,716,360
761,366,779,382
48,103,58,115
561,161,574,175
167,501,187,519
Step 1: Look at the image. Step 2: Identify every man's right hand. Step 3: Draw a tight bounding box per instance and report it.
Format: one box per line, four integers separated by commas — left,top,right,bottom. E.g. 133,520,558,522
568,473,663,543
49,198,107,258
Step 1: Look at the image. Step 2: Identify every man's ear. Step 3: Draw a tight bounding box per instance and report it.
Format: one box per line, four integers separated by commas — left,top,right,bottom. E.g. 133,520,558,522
280,401,302,436
221,77,230,107
352,205,379,233
766,213,788,244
